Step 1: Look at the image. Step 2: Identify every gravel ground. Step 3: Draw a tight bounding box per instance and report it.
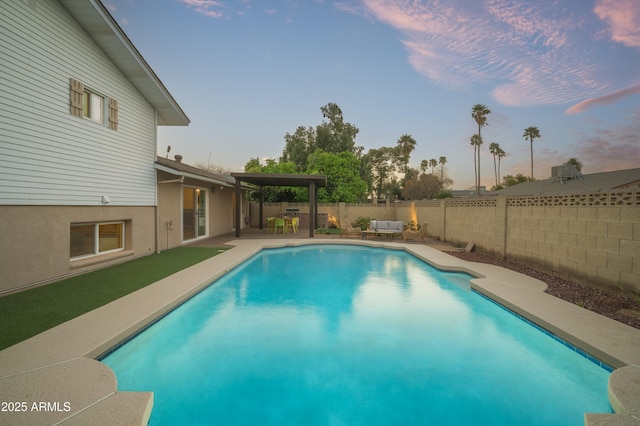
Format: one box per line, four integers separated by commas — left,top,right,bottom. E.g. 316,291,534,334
445,250,640,330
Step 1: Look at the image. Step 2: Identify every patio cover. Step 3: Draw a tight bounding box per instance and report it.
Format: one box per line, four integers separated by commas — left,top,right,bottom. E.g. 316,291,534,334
231,173,327,237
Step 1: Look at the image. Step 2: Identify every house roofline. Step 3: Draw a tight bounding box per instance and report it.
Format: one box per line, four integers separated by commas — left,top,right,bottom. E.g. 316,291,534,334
60,0,190,126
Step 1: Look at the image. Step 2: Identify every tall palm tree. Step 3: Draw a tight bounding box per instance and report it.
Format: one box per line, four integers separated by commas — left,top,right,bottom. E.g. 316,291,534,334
470,134,482,189
497,146,506,185
523,126,541,179
471,104,491,194
488,142,500,187
438,156,447,181
420,159,429,175
429,158,438,174
396,134,417,174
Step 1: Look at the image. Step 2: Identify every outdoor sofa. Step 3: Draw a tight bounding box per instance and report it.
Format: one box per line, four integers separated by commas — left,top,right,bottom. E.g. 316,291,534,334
364,220,405,239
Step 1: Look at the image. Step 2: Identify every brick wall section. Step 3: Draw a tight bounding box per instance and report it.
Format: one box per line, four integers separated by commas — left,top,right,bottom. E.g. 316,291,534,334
250,191,639,293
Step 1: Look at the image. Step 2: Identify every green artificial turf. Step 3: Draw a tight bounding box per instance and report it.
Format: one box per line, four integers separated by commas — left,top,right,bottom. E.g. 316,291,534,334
0,246,228,351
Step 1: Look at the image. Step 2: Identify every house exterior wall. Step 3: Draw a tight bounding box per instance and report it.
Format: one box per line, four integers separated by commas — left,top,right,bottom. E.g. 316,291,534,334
0,1,167,293
157,171,238,251
0,0,157,206
0,205,156,294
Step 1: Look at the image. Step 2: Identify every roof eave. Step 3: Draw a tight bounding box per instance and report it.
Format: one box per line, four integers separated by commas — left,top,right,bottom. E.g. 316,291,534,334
60,0,190,126
155,164,235,188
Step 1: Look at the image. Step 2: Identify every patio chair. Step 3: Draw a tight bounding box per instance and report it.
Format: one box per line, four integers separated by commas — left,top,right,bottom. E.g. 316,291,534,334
339,218,361,238
402,223,428,241
267,217,275,234
274,217,286,234
286,217,299,234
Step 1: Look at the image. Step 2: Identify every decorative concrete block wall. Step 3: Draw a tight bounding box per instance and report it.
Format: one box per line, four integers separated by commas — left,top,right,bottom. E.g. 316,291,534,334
252,190,639,294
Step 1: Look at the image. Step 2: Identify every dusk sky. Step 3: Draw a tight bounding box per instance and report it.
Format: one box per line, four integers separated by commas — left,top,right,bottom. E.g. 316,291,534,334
106,0,640,189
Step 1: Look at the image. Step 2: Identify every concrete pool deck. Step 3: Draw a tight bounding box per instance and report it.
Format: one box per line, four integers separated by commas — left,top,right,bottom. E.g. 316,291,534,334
1,237,639,425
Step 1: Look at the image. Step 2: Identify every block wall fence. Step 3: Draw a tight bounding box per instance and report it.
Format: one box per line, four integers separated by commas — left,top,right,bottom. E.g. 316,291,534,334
250,190,640,294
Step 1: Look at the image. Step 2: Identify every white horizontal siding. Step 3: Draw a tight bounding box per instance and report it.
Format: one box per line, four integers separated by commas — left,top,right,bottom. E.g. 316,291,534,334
0,0,159,206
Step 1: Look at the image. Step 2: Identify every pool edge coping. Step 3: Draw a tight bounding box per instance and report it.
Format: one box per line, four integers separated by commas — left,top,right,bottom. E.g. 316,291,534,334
0,239,638,425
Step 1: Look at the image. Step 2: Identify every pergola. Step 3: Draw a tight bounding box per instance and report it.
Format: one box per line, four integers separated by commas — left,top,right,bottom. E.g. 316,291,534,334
231,173,327,237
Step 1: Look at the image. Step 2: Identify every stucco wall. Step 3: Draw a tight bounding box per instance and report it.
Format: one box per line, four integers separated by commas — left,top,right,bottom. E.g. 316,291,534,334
0,205,156,294
157,171,239,251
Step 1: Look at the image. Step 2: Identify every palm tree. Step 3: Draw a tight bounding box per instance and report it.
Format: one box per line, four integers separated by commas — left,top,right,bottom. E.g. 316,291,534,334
523,126,541,179
470,134,482,188
471,104,491,194
488,142,500,187
420,159,429,175
438,156,447,181
497,146,506,185
396,134,417,174
429,158,438,174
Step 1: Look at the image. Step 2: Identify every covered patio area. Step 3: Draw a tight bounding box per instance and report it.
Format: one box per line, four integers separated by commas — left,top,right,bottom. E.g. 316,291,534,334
231,173,327,238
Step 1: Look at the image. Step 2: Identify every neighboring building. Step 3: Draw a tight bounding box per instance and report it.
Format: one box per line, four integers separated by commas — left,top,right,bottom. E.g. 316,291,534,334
0,0,190,294
493,167,640,197
449,186,488,198
156,156,250,250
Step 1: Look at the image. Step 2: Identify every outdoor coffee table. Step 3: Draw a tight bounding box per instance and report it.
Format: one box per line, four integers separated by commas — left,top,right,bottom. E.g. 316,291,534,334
361,230,402,240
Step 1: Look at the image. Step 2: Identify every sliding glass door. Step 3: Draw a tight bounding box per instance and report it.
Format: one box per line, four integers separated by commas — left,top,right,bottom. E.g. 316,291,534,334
183,187,207,241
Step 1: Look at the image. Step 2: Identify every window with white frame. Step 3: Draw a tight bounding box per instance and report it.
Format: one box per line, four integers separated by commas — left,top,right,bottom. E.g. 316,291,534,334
70,222,124,259
83,89,104,122
69,78,118,130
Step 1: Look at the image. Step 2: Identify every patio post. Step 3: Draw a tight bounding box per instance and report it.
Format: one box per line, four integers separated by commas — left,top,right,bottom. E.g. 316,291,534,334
259,186,264,230
235,178,241,237
308,180,316,237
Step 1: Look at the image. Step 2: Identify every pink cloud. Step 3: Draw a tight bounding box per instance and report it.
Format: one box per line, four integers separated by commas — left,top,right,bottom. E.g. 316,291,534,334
565,83,640,114
594,0,640,47
358,0,607,106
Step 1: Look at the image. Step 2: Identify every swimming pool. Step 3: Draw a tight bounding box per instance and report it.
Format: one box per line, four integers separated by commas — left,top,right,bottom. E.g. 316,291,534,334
102,244,611,425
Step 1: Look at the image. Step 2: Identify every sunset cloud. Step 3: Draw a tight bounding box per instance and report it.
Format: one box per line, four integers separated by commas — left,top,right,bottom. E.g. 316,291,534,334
356,0,611,106
594,0,640,47
566,83,640,114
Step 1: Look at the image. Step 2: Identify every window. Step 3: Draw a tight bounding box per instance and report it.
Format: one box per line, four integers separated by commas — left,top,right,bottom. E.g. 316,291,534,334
83,90,104,122
70,222,124,259
69,78,118,130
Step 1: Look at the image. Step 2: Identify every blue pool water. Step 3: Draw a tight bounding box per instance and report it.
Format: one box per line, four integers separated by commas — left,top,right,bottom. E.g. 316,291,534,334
102,245,612,425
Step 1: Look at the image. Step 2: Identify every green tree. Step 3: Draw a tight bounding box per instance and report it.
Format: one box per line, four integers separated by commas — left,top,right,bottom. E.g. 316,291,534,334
243,158,301,202
488,142,501,187
502,173,533,187
281,103,360,172
471,104,491,194
438,156,447,181
282,126,316,172
523,126,541,179
420,159,429,175
429,158,438,174
402,173,443,200
565,157,583,172
497,146,506,185
306,150,368,203
315,103,359,154
469,134,483,189
364,147,396,199
244,157,262,172
395,134,417,174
